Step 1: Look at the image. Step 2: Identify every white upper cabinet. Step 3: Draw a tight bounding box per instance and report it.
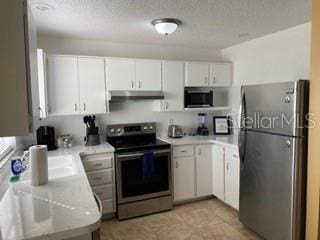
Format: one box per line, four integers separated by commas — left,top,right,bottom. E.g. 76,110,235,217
212,144,225,201
78,57,106,114
37,49,48,118
224,147,240,210
0,0,36,136
106,58,135,91
106,58,161,91
161,61,184,111
47,55,107,116
195,144,213,197
185,62,210,87
47,55,79,115
211,63,232,87
135,60,162,91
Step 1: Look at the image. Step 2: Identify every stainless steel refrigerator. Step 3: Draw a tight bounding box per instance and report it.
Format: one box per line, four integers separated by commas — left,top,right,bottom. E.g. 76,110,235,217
238,80,309,240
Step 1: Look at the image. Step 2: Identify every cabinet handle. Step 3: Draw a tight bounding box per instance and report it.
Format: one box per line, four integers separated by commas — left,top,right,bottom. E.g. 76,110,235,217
131,80,134,88
94,163,103,166
83,103,87,112
198,148,201,155
74,104,78,112
93,177,103,181
233,154,239,158
213,76,216,84
166,102,169,110
175,161,179,168
139,80,142,88
226,162,229,171
204,77,208,84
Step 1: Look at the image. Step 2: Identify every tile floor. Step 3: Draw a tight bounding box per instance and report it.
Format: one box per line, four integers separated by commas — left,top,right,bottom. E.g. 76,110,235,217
100,198,262,240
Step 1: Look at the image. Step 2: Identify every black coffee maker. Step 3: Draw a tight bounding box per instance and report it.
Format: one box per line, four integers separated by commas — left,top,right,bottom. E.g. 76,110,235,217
83,115,100,146
36,126,57,151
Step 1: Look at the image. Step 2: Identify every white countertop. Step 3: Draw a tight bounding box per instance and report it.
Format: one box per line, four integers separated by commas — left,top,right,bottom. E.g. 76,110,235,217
159,135,238,149
0,143,114,240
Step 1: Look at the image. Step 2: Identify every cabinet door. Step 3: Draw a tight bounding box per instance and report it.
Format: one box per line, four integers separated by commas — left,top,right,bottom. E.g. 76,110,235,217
78,57,106,114
47,55,79,115
173,156,195,201
211,63,232,87
195,145,213,197
37,49,48,118
212,144,225,201
106,58,135,91
0,0,33,136
135,60,162,91
224,147,240,210
162,61,184,111
185,62,210,87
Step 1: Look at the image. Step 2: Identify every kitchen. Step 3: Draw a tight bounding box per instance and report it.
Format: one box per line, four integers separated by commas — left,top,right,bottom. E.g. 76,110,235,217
0,0,317,239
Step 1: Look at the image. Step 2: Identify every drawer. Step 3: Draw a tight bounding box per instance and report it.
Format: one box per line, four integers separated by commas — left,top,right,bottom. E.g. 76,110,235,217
173,145,194,158
92,184,113,200
87,169,112,186
82,156,113,171
102,199,114,214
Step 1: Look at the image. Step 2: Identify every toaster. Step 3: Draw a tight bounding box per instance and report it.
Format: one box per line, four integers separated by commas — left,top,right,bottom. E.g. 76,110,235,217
168,125,183,138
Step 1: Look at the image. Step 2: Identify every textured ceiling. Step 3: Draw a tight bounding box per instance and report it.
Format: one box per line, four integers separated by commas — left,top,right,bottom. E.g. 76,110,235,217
29,0,311,49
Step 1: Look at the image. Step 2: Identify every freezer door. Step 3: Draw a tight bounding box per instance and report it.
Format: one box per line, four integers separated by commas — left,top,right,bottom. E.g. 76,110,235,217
241,80,308,137
239,131,297,240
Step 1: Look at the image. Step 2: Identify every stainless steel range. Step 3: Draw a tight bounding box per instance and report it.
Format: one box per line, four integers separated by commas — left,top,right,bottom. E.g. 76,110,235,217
106,122,172,220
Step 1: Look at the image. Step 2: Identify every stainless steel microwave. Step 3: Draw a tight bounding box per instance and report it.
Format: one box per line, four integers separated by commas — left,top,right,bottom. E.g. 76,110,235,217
184,90,213,108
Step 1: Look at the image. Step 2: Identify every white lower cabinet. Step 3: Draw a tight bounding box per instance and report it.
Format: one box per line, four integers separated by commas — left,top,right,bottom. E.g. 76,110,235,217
224,147,240,209
212,144,225,201
81,152,116,215
195,145,212,197
212,144,240,210
173,144,212,202
173,156,195,201
173,143,239,210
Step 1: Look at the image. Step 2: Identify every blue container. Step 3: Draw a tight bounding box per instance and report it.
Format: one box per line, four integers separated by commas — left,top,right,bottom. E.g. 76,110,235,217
11,157,23,176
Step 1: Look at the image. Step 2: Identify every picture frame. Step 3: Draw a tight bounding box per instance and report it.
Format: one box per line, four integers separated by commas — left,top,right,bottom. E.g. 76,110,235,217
213,116,231,135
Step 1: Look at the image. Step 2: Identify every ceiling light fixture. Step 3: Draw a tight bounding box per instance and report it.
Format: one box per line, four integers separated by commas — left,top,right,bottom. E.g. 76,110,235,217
151,18,182,36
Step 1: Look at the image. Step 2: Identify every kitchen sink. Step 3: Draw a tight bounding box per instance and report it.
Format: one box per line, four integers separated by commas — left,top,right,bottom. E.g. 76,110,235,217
48,155,78,179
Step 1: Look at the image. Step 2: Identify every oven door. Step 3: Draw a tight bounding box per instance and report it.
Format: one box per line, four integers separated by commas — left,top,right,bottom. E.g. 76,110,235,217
184,90,213,108
116,149,172,204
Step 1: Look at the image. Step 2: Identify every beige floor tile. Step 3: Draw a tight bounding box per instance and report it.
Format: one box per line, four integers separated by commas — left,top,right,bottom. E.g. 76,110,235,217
101,199,260,240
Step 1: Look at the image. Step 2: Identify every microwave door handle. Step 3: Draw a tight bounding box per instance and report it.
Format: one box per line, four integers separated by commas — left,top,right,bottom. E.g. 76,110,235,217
238,87,247,165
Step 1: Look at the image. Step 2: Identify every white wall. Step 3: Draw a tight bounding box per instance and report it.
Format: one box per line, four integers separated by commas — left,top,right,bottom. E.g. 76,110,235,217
37,36,222,61
222,23,311,114
22,37,226,145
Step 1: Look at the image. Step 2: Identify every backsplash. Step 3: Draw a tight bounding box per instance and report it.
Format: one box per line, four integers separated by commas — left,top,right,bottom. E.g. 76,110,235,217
21,100,230,146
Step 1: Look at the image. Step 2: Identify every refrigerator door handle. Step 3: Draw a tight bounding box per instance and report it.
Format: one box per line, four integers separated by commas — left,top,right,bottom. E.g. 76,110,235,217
239,129,247,164
239,86,247,164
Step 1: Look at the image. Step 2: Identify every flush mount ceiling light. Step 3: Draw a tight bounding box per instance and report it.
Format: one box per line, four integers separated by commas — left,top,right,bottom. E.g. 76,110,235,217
151,18,182,35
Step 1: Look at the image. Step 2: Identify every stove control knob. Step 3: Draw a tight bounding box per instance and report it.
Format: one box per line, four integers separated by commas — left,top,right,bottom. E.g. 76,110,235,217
149,126,153,130
143,126,148,130
110,128,115,133
117,128,122,133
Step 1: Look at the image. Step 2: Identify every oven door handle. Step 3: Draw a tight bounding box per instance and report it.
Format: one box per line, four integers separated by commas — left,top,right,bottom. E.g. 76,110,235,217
117,149,171,160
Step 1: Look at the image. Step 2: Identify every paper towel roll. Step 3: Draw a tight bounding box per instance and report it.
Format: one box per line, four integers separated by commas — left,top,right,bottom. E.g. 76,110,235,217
29,145,48,186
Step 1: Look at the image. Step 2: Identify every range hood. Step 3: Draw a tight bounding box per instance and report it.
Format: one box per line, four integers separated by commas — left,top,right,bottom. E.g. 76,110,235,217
109,91,164,101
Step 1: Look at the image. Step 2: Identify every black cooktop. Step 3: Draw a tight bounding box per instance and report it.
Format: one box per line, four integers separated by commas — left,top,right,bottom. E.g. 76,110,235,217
107,134,170,153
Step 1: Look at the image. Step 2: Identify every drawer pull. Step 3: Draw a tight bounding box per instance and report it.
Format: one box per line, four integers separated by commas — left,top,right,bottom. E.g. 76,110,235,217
96,192,103,195
233,154,239,158
180,150,187,153
93,177,103,181
94,163,103,166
